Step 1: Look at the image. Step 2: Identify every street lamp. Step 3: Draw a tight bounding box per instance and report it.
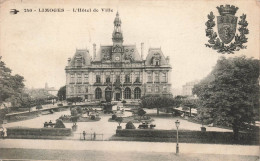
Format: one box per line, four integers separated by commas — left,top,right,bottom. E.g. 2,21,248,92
175,120,180,155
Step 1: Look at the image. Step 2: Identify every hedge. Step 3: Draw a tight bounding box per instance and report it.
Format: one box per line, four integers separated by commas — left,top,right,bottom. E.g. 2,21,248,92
6,127,72,139
116,129,259,145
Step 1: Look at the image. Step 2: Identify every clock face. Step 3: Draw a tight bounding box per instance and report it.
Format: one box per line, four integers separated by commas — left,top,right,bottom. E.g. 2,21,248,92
115,56,120,61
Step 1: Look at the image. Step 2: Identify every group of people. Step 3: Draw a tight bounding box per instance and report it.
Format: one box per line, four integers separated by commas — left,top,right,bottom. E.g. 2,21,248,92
43,120,55,128
82,131,97,140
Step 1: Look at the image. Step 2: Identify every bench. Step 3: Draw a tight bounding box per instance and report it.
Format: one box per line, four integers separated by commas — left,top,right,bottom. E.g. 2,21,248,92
44,123,56,128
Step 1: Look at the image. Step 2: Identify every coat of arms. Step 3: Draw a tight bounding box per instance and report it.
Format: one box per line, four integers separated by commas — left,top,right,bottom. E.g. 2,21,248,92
205,5,249,54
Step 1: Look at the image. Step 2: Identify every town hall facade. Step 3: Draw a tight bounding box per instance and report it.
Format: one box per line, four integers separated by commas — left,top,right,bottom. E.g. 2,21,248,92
65,12,172,101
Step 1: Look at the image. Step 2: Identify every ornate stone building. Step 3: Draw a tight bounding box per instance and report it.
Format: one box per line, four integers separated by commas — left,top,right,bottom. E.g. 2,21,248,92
65,12,172,101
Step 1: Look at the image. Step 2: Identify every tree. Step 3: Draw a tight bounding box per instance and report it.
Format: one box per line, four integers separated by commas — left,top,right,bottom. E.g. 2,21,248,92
57,86,66,101
140,94,174,115
115,117,123,126
181,98,199,117
193,56,259,140
66,96,82,105
0,56,25,106
71,108,78,116
137,108,146,119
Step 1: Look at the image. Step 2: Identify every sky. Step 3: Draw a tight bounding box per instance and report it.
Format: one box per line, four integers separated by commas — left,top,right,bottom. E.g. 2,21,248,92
0,0,259,91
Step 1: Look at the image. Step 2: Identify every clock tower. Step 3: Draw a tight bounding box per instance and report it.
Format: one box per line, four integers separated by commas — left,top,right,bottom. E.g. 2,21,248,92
112,12,124,62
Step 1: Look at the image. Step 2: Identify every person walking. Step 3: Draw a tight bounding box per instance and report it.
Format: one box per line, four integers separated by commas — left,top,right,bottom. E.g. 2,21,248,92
83,131,86,140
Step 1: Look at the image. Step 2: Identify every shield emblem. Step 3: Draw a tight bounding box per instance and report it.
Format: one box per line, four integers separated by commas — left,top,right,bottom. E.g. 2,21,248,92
217,15,237,44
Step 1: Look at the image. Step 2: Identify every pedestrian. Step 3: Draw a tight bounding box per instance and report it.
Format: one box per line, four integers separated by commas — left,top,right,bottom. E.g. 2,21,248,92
0,127,5,139
83,131,86,140
93,132,96,140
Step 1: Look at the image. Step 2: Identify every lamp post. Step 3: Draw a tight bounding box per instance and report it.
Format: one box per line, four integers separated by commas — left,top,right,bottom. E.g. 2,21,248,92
175,120,180,155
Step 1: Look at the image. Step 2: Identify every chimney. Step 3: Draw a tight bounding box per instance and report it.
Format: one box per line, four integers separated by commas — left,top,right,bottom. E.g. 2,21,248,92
93,43,96,59
141,42,144,60
68,58,71,65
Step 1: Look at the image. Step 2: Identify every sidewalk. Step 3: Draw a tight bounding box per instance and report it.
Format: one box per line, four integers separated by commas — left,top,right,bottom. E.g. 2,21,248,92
0,139,259,156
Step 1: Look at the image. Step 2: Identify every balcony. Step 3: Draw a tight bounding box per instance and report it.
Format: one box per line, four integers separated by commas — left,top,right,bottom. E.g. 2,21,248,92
123,82,132,86
93,82,102,86
104,82,112,86
133,81,142,85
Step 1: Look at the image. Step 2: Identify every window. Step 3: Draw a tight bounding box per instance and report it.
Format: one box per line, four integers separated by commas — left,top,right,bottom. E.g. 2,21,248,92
147,86,151,92
84,74,89,83
135,77,140,83
77,86,82,93
155,86,159,92
155,60,160,66
162,73,167,82
135,72,140,83
70,87,74,93
70,74,75,83
163,86,167,92
116,75,120,82
75,59,82,67
96,75,101,83
124,87,131,99
147,73,152,82
155,73,159,82
106,76,111,83
77,73,82,84
125,74,130,83
95,88,102,99
134,87,141,99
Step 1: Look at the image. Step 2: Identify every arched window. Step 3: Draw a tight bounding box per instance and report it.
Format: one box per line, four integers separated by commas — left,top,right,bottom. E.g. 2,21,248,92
95,88,102,99
124,87,131,99
134,87,141,99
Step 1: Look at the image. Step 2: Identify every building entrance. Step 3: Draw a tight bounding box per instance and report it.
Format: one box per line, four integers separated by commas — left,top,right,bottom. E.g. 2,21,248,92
115,93,121,101
105,87,112,102
114,88,121,101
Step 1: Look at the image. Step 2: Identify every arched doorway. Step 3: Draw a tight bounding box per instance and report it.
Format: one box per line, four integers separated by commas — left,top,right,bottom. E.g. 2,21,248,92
114,88,121,101
105,87,112,102
134,87,141,99
95,88,102,99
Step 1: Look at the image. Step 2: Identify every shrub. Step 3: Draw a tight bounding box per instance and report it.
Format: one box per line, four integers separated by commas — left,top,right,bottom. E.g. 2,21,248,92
54,119,66,128
76,106,83,114
121,100,126,104
125,121,136,129
36,104,43,109
71,108,78,116
70,116,79,123
112,114,117,120
91,115,96,120
115,117,123,126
